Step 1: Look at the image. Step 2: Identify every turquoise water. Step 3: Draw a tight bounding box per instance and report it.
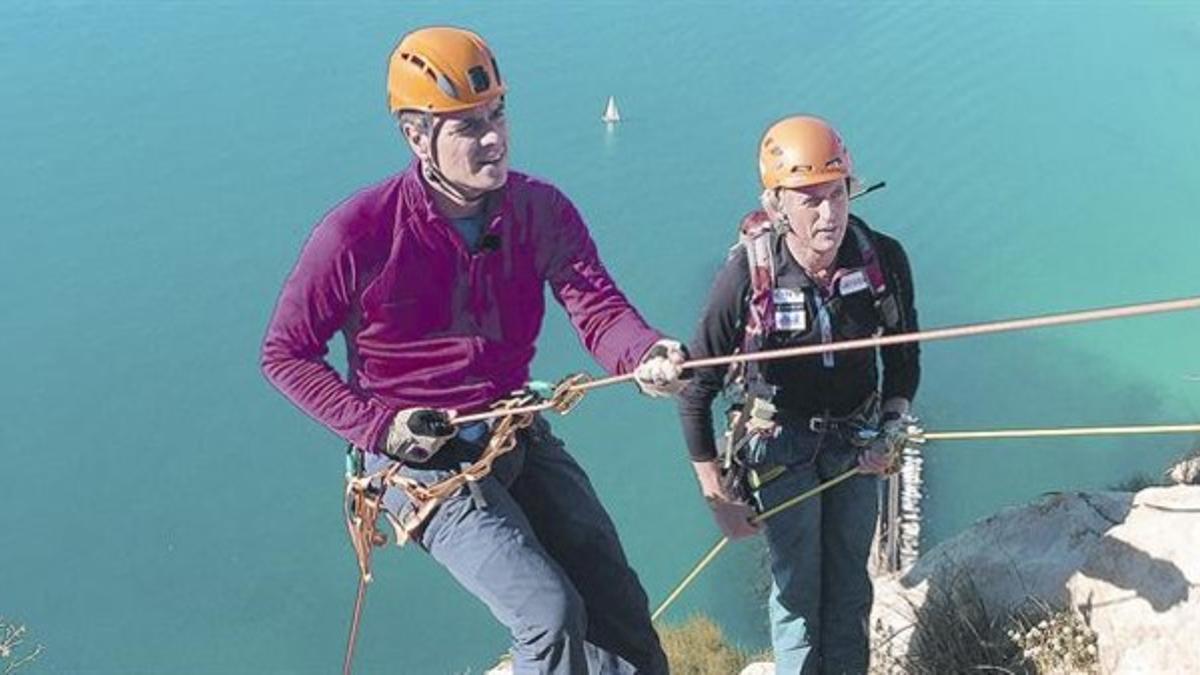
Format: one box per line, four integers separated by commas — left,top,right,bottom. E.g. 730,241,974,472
3,2,1198,672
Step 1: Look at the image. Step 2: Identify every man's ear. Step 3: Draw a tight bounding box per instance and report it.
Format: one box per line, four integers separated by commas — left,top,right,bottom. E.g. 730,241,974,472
400,120,432,163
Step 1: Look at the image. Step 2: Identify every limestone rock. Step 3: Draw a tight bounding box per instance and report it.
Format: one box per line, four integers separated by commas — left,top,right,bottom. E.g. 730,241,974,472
871,486,1200,674
1065,486,1200,673
871,490,1132,652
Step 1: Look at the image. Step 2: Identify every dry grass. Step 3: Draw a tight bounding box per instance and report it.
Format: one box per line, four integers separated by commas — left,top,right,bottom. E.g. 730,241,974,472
1008,603,1099,674
1165,441,1200,485
0,618,43,674
870,571,1099,675
656,614,764,675
872,571,1023,674
484,614,766,674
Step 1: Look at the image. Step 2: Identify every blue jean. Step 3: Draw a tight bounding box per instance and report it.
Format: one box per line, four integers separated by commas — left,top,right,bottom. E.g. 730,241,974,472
364,416,667,675
747,424,880,675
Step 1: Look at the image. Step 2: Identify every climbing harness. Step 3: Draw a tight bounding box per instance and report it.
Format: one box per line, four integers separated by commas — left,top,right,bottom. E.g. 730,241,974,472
341,373,588,675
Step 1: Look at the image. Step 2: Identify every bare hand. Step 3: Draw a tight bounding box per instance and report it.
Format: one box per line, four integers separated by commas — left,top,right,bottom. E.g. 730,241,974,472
708,495,760,539
691,459,759,539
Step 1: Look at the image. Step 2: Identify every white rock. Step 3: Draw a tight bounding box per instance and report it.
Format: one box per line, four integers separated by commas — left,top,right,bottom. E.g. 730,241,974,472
871,486,1200,673
1065,486,1200,673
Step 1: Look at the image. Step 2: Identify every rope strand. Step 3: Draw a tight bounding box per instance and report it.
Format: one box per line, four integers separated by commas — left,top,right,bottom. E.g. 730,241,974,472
453,295,1200,426
920,423,1200,442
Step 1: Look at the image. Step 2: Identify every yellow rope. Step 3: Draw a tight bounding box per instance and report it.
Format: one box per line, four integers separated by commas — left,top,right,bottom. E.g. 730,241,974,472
920,423,1200,442
752,467,863,524
649,538,729,623
650,421,1200,622
344,294,1200,666
651,467,861,622
395,296,1200,627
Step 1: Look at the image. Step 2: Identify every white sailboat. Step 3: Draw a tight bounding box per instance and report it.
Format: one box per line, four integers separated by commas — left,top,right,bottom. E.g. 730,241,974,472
601,95,621,124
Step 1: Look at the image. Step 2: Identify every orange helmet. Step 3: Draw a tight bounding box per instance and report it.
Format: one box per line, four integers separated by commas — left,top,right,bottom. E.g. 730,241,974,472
758,115,853,190
387,27,506,114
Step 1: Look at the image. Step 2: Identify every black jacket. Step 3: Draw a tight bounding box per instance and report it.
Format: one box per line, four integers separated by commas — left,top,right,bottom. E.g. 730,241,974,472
677,217,920,461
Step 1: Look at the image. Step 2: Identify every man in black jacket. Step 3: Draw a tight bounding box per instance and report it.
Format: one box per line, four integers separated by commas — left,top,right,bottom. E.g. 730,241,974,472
676,115,920,674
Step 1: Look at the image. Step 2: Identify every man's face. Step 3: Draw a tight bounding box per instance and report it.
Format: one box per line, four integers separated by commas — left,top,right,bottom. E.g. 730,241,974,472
776,179,849,256
429,98,509,195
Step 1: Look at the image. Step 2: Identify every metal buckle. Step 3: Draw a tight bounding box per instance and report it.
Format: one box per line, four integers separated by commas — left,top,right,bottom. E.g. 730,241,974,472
549,373,589,415
808,416,829,434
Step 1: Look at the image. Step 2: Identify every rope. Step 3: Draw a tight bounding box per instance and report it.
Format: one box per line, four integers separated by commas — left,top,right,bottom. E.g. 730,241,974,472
453,295,1200,426
649,539,729,624
752,467,863,524
343,577,368,675
649,419,1200,622
344,294,1200,657
917,423,1200,442
683,295,1200,371
650,467,862,622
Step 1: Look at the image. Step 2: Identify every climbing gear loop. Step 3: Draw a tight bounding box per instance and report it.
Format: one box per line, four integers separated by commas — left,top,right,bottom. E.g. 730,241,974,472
343,372,592,583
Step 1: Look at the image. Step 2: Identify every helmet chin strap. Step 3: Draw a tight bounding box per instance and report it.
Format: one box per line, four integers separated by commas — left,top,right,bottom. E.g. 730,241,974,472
420,113,488,209
772,213,792,237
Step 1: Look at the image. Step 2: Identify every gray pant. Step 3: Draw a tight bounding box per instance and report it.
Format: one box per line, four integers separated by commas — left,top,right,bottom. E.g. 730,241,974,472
365,416,668,675
748,424,880,675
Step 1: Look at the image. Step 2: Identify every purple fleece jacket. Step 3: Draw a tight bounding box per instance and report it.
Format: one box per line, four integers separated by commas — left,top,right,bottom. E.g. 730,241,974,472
261,162,661,451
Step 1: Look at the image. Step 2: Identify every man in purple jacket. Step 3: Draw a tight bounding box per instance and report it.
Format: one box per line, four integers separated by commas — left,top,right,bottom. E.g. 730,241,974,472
261,26,683,674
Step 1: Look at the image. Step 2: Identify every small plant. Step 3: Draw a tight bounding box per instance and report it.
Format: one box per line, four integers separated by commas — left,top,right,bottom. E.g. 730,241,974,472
1008,609,1099,674
869,565,1104,675
0,618,43,674
1165,440,1200,485
656,614,760,675
896,572,1024,674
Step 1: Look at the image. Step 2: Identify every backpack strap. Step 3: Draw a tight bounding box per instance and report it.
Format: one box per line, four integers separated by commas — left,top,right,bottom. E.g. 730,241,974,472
738,209,778,346
847,217,902,331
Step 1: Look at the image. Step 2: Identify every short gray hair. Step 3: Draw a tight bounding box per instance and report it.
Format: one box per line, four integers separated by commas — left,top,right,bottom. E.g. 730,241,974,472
396,110,433,135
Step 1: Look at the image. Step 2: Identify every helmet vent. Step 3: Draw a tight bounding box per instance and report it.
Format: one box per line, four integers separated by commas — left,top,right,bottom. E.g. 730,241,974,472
435,72,459,99
467,65,491,93
401,52,439,83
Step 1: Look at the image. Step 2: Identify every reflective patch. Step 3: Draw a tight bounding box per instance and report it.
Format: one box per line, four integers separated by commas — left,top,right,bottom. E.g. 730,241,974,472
772,288,807,331
838,270,870,296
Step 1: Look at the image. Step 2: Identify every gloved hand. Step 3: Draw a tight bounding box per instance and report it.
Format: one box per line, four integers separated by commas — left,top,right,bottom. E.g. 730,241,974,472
634,338,689,398
858,412,909,475
692,460,759,540
381,408,457,463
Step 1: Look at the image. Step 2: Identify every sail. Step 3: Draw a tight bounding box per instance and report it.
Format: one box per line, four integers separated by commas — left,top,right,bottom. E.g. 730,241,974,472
601,96,621,123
